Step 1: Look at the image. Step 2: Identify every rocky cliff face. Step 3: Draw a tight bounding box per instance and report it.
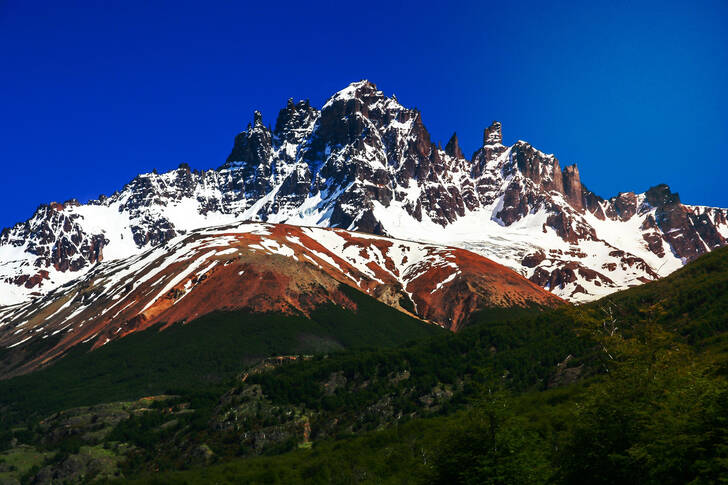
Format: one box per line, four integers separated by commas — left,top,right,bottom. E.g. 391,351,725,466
1,80,726,305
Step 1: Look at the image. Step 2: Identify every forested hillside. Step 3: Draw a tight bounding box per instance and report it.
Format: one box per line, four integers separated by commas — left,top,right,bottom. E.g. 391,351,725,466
1,247,727,484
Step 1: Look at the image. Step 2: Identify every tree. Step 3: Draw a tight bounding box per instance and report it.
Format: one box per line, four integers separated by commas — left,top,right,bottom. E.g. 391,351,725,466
558,325,728,485
429,392,552,485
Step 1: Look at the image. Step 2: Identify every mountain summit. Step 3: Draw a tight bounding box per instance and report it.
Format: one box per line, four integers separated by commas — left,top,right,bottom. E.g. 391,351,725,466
1,80,726,305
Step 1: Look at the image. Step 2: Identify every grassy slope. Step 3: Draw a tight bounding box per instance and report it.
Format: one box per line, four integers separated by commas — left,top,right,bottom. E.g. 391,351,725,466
0,285,445,426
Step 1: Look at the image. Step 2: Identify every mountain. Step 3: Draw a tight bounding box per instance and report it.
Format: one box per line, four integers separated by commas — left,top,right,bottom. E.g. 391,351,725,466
1,80,726,307
0,222,560,378
147,245,728,485
1,245,725,484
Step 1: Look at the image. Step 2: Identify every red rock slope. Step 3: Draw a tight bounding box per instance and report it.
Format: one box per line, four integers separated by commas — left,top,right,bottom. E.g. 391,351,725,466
0,222,563,376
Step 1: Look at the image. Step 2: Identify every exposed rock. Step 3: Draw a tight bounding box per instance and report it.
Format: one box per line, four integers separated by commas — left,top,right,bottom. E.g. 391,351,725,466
562,164,583,211
0,80,725,308
444,132,464,159
483,120,502,145
548,354,584,388
522,251,546,268
607,192,638,221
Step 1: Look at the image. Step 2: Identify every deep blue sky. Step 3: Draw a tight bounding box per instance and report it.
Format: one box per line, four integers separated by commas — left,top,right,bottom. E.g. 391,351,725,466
1,1,727,229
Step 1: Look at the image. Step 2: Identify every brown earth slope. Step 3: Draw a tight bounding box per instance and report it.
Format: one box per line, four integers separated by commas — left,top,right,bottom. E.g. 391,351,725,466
0,222,563,377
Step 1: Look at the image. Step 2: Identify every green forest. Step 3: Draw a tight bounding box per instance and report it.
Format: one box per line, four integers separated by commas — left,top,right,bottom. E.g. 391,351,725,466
1,247,727,484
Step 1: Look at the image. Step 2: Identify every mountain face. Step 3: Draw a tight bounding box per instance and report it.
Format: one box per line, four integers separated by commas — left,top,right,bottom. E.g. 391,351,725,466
0,222,561,377
1,80,726,306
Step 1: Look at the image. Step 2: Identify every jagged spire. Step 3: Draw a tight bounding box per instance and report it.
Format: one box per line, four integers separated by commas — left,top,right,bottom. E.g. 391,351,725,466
253,110,264,127
562,164,583,210
445,132,464,159
483,121,502,145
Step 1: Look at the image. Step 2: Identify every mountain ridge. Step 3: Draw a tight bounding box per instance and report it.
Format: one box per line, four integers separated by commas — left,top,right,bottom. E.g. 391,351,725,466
1,80,726,306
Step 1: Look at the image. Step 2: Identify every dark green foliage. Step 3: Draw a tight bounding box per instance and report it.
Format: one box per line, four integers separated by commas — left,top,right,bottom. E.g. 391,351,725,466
558,332,728,485
4,247,728,484
429,393,552,485
246,305,591,416
116,417,453,484
118,248,728,483
596,245,728,346
107,411,170,450
0,288,443,427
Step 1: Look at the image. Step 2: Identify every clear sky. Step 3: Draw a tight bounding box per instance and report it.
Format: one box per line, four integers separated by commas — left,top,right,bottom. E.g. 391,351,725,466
1,1,727,230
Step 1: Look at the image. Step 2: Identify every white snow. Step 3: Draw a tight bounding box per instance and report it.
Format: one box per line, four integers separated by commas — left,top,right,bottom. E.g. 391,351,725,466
1,82,725,314
431,271,459,294
139,250,218,313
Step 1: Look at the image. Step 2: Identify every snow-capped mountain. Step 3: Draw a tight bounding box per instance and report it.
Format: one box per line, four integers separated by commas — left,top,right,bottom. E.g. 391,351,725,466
1,80,726,305
0,222,561,377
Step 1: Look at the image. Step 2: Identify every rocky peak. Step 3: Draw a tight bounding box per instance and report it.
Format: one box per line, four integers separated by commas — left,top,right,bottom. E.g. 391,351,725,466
346,79,379,95
253,110,264,127
607,192,639,221
507,142,564,194
483,121,502,145
323,80,384,111
313,82,388,149
224,111,273,165
641,183,716,261
274,98,317,146
562,164,584,210
444,132,464,159
1,79,727,308
645,184,680,207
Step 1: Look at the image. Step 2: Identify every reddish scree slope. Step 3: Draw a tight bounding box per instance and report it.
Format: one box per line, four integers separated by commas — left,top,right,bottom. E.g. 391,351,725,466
0,222,563,376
